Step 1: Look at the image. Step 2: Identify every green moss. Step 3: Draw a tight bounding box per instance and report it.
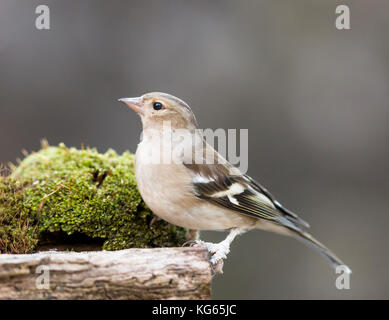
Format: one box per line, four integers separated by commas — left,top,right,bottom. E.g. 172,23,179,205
0,143,187,254
0,179,39,253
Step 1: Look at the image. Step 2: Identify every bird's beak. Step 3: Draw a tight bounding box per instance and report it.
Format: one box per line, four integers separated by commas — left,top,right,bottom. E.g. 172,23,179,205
118,97,144,116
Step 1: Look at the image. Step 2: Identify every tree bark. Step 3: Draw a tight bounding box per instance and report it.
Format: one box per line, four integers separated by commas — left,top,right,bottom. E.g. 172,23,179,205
0,247,212,300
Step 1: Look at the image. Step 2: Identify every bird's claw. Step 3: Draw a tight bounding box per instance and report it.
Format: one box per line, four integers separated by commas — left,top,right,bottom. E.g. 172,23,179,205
181,239,198,247
213,259,224,274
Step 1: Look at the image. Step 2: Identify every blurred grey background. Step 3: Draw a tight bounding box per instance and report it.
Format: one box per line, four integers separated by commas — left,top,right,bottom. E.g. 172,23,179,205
1,0,388,299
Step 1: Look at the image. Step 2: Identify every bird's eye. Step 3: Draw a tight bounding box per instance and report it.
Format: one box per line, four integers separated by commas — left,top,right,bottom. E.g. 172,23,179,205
153,102,163,110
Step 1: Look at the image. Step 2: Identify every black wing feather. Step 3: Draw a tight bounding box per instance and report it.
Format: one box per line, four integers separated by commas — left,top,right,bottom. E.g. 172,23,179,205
243,175,310,228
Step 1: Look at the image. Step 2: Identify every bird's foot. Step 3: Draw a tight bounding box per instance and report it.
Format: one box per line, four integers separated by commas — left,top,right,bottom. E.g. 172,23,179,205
190,240,230,274
197,240,230,263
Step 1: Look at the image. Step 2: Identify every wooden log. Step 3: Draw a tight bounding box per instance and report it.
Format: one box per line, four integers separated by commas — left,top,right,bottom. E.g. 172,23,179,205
0,247,212,300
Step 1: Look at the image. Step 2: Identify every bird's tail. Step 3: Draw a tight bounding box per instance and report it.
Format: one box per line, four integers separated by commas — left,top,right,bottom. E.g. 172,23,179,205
291,229,352,274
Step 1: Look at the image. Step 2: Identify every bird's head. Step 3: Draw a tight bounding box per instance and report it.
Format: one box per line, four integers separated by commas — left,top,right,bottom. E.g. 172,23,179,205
119,92,198,130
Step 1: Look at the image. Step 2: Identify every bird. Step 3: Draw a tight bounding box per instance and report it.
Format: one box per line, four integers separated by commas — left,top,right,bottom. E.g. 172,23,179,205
119,92,351,274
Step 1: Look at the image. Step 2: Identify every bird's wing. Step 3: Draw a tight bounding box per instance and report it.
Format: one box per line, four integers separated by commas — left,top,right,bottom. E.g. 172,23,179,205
184,145,309,230
242,174,310,228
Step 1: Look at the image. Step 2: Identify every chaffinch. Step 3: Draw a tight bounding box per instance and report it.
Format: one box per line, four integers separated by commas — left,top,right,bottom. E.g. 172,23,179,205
119,92,351,274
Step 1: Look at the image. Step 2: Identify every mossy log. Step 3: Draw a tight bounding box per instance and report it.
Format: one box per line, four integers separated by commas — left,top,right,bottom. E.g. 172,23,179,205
0,247,212,300
0,143,187,254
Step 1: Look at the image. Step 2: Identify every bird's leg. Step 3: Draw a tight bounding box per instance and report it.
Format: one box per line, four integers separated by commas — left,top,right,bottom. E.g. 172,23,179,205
149,215,161,227
185,229,199,241
196,228,246,272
